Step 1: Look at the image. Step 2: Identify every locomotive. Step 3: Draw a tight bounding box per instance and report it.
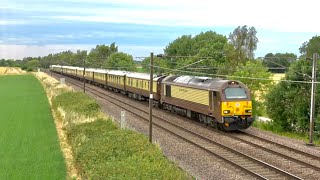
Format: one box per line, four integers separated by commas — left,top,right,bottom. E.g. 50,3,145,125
50,65,254,131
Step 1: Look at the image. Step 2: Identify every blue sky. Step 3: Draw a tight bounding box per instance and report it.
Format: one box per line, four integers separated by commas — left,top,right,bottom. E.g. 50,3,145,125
0,0,319,59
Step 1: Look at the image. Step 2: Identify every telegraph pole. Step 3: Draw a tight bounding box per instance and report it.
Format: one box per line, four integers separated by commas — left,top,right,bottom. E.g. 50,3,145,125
149,52,154,143
83,58,86,93
308,53,318,145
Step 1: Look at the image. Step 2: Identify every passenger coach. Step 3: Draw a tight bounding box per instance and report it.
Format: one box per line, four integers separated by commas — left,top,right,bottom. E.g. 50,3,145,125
126,72,166,101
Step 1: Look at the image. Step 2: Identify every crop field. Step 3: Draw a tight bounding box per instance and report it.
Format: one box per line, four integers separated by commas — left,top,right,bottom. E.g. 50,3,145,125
272,73,285,81
0,67,7,74
0,75,66,179
0,67,24,75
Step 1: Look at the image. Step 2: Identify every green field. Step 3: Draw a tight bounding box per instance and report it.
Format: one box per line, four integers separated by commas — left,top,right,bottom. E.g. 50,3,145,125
0,75,66,179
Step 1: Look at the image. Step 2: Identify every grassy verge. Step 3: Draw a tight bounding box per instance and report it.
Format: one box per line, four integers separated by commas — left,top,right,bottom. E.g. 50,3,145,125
0,75,66,179
253,120,320,145
67,118,190,179
39,73,190,179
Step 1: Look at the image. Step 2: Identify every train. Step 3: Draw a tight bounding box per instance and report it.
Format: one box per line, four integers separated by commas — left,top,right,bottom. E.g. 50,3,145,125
50,65,254,131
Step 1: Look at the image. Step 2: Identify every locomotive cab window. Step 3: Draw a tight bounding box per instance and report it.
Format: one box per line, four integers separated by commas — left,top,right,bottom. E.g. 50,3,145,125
224,87,247,99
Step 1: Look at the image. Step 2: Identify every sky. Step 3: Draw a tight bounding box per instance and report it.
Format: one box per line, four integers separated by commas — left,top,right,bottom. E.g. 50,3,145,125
0,0,319,60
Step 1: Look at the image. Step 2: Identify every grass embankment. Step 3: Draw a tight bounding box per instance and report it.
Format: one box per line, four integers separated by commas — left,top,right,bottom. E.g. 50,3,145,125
37,72,190,179
0,75,66,179
253,121,320,145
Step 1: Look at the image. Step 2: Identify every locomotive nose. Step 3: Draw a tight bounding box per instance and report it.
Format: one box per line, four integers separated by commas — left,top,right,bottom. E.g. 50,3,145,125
221,101,252,116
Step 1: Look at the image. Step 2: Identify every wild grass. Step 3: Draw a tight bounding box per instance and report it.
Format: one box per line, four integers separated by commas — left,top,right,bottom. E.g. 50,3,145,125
53,92,100,118
0,75,66,179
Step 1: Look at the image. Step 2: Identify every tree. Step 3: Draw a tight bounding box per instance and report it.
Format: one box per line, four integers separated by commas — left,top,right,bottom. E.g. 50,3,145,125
299,35,320,58
105,52,136,71
0,59,6,66
26,59,39,71
228,25,258,62
140,57,169,74
88,43,118,68
231,60,272,94
73,50,87,67
265,58,320,133
216,43,239,75
262,53,297,73
164,35,193,56
163,31,227,74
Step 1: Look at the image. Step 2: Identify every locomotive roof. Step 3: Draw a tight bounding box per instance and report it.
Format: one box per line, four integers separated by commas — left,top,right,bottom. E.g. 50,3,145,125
163,75,240,91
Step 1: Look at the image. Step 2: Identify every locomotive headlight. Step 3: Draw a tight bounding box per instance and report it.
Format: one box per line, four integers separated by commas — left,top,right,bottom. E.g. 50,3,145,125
245,109,252,113
223,110,230,114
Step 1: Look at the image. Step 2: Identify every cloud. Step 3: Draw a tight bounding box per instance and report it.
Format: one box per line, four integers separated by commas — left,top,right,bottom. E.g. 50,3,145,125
0,20,27,25
3,0,320,32
119,45,164,59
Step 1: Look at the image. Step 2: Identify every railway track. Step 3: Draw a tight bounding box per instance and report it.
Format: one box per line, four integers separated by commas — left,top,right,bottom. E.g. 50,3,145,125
183,116,320,172
49,71,302,179
169,106,320,174
231,131,320,171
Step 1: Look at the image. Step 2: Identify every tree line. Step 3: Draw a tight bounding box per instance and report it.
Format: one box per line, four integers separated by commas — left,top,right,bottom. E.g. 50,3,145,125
1,42,136,72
